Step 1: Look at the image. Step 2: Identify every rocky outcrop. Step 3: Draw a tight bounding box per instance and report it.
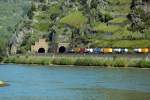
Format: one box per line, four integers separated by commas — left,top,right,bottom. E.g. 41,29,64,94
128,0,150,32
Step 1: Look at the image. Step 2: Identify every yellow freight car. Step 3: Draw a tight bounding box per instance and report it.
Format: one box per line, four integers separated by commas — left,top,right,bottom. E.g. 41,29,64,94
141,48,149,53
102,48,113,53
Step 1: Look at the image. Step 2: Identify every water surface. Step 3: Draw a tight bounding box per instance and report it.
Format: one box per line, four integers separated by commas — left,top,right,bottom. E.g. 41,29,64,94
0,64,150,100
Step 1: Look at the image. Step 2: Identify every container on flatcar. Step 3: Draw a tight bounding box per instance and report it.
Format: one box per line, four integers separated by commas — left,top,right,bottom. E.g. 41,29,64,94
67,49,75,53
80,48,86,53
134,48,149,53
94,48,101,54
113,48,121,53
84,48,89,53
124,48,128,53
141,48,149,53
103,48,113,53
121,48,128,53
86,48,90,53
134,48,141,53
87,48,94,53
74,48,80,53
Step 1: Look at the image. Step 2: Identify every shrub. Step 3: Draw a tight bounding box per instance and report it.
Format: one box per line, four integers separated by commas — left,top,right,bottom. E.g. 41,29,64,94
74,58,105,66
103,59,113,67
113,58,129,67
4,56,16,63
140,60,150,68
52,57,75,65
0,56,3,63
128,60,140,67
27,57,52,65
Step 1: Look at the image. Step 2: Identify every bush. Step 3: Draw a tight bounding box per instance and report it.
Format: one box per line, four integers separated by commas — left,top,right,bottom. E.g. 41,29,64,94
140,60,150,68
4,56,52,65
0,56,3,63
103,60,113,67
74,58,105,66
113,58,129,67
52,57,75,65
4,56,16,63
26,57,52,65
128,60,140,67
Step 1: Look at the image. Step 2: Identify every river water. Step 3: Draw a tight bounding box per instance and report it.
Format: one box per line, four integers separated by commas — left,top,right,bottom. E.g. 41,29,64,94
0,64,150,100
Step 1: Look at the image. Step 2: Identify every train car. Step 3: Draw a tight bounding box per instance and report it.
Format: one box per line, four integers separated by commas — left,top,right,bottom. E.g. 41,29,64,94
67,49,75,53
113,48,121,53
94,48,101,54
79,48,86,53
121,48,128,53
134,48,141,53
134,48,149,53
74,48,80,53
86,48,94,53
102,48,113,53
113,48,128,54
141,48,149,53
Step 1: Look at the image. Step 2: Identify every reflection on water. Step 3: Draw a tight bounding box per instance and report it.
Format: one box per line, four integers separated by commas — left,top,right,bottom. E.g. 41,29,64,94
0,64,150,100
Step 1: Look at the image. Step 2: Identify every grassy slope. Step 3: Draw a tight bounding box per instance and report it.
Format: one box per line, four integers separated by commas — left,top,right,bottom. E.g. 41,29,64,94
60,11,87,29
91,0,150,47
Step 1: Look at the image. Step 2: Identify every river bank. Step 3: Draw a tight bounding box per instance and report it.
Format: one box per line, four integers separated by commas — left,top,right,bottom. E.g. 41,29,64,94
1,55,150,68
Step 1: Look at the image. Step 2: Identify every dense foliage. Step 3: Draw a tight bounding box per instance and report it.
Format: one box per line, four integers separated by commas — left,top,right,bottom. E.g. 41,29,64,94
0,0,31,55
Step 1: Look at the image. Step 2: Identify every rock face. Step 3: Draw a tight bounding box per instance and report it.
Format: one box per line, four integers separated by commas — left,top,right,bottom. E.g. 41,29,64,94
142,0,150,12
130,0,150,12
129,0,150,32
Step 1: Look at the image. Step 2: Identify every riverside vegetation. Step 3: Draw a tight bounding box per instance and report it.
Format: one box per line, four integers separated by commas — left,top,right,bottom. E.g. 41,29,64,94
1,56,150,68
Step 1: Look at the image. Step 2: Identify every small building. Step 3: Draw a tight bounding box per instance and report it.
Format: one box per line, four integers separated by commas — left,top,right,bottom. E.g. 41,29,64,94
31,38,49,53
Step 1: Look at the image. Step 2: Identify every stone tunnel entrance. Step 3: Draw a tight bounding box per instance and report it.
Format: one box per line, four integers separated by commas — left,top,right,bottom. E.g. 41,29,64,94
59,46,66,53
38,48,45,53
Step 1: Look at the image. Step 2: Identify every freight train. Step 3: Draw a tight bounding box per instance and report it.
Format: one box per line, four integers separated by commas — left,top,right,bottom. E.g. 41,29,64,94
66,48,150,54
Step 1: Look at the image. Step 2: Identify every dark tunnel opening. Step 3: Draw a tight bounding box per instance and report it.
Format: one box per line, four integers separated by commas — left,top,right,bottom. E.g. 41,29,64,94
38,48,45,53
59,46,66,53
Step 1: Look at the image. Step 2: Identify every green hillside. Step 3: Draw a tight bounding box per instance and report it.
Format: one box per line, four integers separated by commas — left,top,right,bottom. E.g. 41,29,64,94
0,0,150,54
0,0,31,54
